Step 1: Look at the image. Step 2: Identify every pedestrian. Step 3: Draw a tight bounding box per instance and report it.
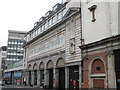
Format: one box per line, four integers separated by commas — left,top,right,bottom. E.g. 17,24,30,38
23,78,26,86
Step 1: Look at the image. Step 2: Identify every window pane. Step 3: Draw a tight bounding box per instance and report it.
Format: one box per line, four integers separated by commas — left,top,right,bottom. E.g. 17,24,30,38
58,12,62,20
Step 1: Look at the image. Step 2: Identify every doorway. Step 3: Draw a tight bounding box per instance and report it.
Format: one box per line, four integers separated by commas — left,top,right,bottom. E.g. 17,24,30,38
58,68,65,89
48,69,53,89
69,66,79,90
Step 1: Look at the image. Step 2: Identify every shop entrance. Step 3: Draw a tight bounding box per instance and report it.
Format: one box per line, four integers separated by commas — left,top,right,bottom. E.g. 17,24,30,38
48,69,53,89
40,70,44,86
114,49,120,90
28,71,31,85
69,66,79,90
34,70,37,85
58,68,65,89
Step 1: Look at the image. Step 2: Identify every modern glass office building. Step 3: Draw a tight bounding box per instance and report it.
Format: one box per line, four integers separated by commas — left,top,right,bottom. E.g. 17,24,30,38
7,30,26,64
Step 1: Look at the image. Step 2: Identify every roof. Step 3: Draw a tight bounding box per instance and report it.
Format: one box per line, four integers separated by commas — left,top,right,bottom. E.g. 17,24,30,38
7,60,23,69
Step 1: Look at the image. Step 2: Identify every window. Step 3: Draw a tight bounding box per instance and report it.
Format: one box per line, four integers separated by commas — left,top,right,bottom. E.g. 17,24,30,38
45,22,48,29
19,33,25,38
88,5,97,22
2,53,6,56
62,9,66,16
57,11,62,20
42,25,44,32
96,67,101,71
48,19,52,26
53,15,57,24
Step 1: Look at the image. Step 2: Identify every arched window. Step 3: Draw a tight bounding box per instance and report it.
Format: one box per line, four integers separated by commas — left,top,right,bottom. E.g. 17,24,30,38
47,60,53,69
91,59,105,74
33,63,37,70
39,62,44,70
56,58,65,68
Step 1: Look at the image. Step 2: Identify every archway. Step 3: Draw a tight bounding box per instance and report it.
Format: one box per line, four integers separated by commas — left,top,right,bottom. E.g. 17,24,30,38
56,58,65,89
28,64,32,85
39,62,44,87
46,60,53,89
33,63,37,85
90,58,106,88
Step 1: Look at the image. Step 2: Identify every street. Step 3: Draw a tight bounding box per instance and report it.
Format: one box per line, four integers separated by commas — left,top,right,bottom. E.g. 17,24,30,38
0,85,53,90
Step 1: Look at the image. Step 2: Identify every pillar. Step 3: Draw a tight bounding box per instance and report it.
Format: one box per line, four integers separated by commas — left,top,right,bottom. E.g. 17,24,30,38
37,70,40,87
107,52,116,88
26,71,29,85
31,71,34,85
53,68,58,88
79,64,82,88
44,69,49,88
65,67,69,88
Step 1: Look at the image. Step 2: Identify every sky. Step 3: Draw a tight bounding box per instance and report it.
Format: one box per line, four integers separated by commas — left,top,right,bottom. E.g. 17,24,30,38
0,0,62,47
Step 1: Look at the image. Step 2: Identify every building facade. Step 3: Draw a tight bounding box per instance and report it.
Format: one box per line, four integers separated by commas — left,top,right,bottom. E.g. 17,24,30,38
24,0,82,89
23,0,120,89
0,46,7,83
4,30,26,85
80,0,120,89
7,30,26,64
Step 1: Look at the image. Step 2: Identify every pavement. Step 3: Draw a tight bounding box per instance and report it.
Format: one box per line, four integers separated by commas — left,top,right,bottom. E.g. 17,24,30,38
0,85,53,90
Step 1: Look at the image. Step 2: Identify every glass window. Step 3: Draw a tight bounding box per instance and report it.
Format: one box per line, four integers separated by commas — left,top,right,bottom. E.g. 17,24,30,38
19,33,26,38
57,11,62,20
62,9,66,16
53,15,57,24
42,25,44,32
36,30,38,35
45,22,48,29
48,19,52,26
38,27,41,34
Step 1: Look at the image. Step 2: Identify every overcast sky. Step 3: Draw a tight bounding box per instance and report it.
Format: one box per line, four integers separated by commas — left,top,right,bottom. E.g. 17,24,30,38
0,0,62,47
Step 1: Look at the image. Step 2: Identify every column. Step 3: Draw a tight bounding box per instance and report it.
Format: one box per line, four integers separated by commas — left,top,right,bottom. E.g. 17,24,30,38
53,68,58,88
37,70,40,87
107,52,116,88
79,64,82,88
65,67,69,88
26,71,29,85
31,71,34,85
44,69,48,88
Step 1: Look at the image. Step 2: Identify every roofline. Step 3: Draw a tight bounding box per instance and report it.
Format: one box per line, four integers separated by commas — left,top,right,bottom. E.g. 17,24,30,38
79,34,120,50
8,30,27,33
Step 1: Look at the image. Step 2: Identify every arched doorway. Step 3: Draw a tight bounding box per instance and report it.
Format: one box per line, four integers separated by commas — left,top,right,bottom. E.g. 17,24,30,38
90,58,106,88
28,64,32,85
46,60,53,89
39,62,44,87
33,63,37,85
56,58,65,89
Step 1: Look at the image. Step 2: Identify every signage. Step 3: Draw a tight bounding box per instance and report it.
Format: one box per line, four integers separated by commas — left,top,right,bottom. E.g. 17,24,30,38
4,73,10,78
29,34,65,57
14,72,22,77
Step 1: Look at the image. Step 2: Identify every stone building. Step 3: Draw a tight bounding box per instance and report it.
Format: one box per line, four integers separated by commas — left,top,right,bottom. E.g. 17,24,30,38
80,0,120,89
24,0,82,89
4,30,26,85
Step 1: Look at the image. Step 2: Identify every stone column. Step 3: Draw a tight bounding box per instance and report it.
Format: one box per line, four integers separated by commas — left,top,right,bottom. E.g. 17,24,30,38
44,69,49,88
26,71,29,85
79,64,82,88
107,52,116,88
55,69,59,88
65,67,69,88
37,70,40,87
53,68,58,88
31,71,34,85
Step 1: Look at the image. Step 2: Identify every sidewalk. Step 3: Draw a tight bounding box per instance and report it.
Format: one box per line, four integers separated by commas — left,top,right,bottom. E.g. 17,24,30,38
3,84,36,88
